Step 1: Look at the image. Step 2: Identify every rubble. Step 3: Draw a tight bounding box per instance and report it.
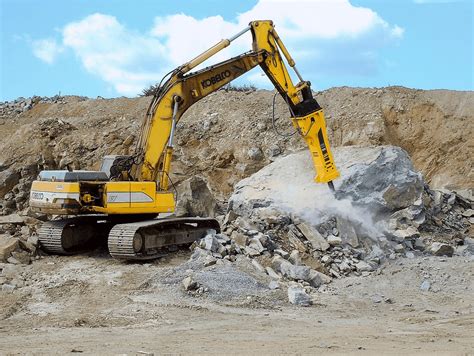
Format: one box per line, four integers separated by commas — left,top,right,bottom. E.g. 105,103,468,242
0,95,87,119
221,145,472,286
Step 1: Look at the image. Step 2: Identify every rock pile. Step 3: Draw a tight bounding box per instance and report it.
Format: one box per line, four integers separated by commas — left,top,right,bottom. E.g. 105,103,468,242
217,146,470,277
0,95,87,119
0,214,42,266
0,165,39,215
180,145,472,305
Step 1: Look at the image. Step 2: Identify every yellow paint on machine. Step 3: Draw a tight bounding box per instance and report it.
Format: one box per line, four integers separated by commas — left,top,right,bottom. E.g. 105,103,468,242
102,182,175,214
104,182,131,209
31,181,80,193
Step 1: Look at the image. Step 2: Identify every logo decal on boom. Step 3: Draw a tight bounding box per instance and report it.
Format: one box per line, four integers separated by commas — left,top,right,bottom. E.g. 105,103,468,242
201,70,232,88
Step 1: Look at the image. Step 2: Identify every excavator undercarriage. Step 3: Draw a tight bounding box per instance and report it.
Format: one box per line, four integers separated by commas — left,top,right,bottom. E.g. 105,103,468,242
39,216,220,260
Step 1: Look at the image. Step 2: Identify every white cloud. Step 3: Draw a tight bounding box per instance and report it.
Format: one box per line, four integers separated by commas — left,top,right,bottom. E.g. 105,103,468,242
32,38,63,64
32,0,404,95
62,13,167,95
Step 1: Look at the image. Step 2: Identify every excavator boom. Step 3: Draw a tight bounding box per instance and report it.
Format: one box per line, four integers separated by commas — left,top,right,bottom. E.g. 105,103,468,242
133,20,339,187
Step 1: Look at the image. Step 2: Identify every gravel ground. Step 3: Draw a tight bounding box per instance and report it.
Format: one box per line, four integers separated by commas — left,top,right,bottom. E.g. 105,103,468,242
0,250,472,355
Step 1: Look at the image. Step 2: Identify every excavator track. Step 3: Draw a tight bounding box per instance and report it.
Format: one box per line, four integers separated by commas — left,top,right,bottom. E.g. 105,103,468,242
108,217,220,260
38,217,110,255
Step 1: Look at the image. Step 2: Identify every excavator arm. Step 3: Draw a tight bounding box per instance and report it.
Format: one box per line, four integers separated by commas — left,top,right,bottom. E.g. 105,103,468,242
132,20,340,189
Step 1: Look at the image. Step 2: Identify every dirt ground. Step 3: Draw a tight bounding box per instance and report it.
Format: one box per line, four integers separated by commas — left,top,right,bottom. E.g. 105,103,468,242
1,251,472,355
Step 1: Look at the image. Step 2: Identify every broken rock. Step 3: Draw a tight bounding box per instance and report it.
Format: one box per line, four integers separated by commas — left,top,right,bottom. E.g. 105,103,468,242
200,234,221,253
327,235,342,246
428,242,454,257
307,269,331,288
0,236,19,262
273,256,311,281
296,223,330,251
175,176,217,217
182,276,199,291
288,285,312,306
0,169,20,198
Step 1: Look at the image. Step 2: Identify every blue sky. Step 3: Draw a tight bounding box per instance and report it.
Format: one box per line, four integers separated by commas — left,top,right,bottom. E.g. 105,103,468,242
0,0,472,101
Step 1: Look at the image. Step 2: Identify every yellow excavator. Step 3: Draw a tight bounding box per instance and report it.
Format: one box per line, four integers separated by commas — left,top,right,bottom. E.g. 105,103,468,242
29,20,340,260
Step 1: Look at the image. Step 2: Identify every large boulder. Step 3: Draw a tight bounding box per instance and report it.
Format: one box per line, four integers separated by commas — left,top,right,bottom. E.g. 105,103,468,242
334,146,423,212
229,145,424,239
175,176,218,218
0,169,20,198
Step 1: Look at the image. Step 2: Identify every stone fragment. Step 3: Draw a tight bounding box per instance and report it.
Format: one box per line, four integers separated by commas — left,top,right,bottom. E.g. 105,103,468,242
268,280,280,290
175,177,217,217
428,242,454,257
247,147,263,161
371,294,383,303
405,251,415,259
11,251,30,264
257,234,270,248
200,234,220,253
307,269,331,288
1,284,15,292
355,261,373,272
6,256,20,264
231,231,248,247
327,235,342,246
182,276,199,291
288,250,301,266
0,237,19,262
248,237,265,253
462,209,473,218
190,247,208,261
321,255,332,264
274,249,289,259
393,226,419,240
273,256,311,281
420,280,431,291
394,244,405,253
367,245,384,261
336,217,359,247
0,169,20,198
287,286,312,306
251,259,265,273
222,210,238,226
265,266,281,280
0,214,24,225
414,238,425,251
287,227,308,252
215,233,230,244
204,255,217,267
296,223,330,251
245,246,261,257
